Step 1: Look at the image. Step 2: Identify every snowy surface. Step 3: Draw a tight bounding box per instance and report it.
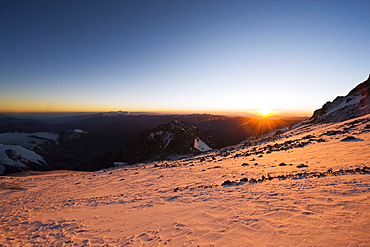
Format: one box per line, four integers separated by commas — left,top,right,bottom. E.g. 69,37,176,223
73,129,87,134
0,144,45,167
101,111,129,117
1,115,370,246
0,132,57,173
113,162,127,166
194,137,212,152
161,132,173,149
0,132,59,149
326,94,366,114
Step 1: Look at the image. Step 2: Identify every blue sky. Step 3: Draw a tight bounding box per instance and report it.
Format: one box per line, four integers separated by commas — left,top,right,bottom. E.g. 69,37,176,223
1,0,369,115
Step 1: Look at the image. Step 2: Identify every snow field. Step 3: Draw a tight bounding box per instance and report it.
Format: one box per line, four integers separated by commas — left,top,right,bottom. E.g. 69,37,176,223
0,114,370,246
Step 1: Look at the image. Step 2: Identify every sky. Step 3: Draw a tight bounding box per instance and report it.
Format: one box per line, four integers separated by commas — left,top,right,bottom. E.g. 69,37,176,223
1,0,369,116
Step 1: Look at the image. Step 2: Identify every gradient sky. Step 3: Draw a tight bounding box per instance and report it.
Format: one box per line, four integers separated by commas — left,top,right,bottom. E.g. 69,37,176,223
1,0,369,116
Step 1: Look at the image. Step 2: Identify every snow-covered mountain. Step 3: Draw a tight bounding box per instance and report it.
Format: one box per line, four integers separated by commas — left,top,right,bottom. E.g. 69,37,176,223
0,132,58,174
113,120,213,164
309,75,370,123
0,130,98,175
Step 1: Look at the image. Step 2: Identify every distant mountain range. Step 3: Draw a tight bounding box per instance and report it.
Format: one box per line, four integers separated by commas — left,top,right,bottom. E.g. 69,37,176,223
1,75,369,175
0,112,302,175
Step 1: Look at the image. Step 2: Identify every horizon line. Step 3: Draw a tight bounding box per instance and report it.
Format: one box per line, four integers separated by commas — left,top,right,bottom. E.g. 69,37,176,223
0,109,312,118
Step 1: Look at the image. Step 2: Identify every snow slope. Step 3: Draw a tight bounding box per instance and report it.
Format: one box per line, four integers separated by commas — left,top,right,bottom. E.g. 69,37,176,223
0,132,58,174
0,114,369,246
310,75,370,123
0,132,59,149
194,137,212,152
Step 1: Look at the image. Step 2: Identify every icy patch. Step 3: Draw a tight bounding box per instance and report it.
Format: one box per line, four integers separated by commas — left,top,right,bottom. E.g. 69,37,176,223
30,132,59,141
114,162,128,166
148,131,165,140
149,133,155,139
194,138,212,152
73,129,87,134
0,132,59,148
162,132,173,149
0,144,45,169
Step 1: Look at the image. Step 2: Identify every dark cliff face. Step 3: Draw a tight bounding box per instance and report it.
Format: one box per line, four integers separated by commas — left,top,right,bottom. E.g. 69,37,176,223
113,121,213,164
309,75,370,123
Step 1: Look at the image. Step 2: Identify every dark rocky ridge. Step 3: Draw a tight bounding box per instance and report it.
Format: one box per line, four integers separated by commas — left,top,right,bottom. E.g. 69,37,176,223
113,121,213,164
309,75,370,123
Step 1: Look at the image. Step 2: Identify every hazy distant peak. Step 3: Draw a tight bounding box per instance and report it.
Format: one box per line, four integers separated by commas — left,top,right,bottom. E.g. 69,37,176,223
99,111,129,117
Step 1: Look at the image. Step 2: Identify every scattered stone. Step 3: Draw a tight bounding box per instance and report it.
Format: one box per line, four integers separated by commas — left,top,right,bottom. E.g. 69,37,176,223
217,166,370,188
297,164,309,168
241,163,249,166
279,162,287,166
208,165,221,169
340,136,364,142
342,136,356,141
221,180,235,186
302,135,316,139
323,130,342,136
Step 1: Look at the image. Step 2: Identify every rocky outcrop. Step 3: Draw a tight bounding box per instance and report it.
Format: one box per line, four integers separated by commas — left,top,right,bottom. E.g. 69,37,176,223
309,75,370,123
113,121,213,164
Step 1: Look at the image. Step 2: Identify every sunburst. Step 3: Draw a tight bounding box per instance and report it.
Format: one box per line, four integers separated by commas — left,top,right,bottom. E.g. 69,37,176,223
251,109,278,118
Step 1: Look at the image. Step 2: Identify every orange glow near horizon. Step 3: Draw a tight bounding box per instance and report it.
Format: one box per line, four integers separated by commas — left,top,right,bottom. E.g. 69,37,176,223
0,103,312,118
218,113,289,140
250,109,279,118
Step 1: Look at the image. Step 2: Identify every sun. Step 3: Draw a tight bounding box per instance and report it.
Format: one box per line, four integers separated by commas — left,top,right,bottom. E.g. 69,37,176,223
251,109,277,118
